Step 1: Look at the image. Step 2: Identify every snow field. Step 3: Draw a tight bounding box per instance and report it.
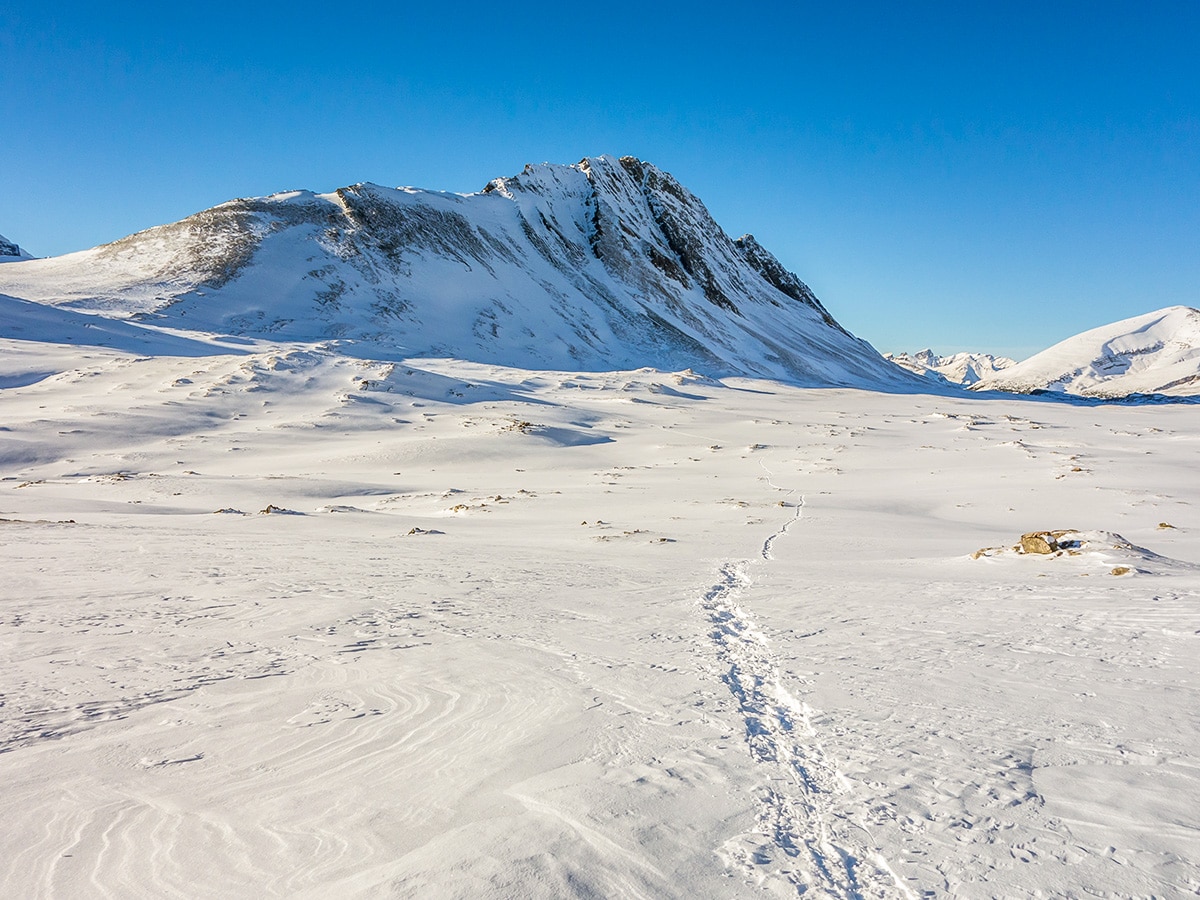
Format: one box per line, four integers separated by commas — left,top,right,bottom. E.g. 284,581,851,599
1,340,1198,898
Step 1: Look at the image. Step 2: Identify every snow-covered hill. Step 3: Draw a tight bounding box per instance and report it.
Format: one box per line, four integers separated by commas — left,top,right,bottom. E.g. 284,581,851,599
885,349,1015,386
0,156,912,387
973,306,1200,397
0,233,32,262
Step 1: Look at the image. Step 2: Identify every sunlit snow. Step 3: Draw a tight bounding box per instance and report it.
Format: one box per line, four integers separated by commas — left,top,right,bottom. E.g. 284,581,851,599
1,159,1198,897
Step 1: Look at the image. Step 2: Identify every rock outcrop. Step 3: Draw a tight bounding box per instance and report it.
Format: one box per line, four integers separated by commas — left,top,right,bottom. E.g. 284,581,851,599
1018,530,1079,554
0,233,32,261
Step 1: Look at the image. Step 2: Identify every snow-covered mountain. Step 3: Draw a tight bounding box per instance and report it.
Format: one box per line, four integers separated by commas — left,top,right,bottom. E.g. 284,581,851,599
885,349,1016,386
0,156,913,387
972,306,1200,398
0,233,32,262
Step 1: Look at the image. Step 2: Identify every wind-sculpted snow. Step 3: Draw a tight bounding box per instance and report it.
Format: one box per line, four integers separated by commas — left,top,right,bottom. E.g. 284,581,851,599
2,338,1200,897
0,157,912,387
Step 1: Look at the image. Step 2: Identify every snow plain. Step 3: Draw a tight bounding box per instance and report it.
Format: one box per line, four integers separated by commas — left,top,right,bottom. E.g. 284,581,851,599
2,323,1199,898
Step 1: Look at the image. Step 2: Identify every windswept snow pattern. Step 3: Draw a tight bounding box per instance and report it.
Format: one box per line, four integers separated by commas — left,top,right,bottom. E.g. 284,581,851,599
1,327,1199,896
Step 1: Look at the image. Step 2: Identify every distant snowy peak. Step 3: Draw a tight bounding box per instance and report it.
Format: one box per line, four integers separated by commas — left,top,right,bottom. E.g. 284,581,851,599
972,306,1200,398
0,155,916,388
0,233,32,261
885,349,1016,386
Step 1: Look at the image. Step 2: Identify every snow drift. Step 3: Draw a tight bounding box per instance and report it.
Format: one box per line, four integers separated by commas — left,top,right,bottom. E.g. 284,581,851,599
0,156,912,387
973,305,1200,398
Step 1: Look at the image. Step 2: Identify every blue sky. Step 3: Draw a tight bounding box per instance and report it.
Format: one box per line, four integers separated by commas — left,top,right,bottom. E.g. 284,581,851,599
3,2,1197,358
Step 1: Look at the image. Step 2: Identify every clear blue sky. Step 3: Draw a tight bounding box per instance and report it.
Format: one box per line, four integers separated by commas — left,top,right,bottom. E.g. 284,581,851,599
3,2,1197,358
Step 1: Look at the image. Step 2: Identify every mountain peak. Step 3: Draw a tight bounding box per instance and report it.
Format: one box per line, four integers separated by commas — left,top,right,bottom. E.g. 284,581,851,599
0,158,917,388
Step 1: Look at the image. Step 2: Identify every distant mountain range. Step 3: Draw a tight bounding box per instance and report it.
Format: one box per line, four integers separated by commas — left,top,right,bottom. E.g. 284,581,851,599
885,307,1200,398
884,349,1016,386
0,157,911,388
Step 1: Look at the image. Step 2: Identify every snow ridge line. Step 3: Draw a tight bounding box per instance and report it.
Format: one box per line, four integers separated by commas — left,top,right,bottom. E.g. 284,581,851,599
699,462,914,899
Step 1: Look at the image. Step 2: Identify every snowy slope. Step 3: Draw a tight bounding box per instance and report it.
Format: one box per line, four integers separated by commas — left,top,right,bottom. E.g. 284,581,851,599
0,233,32,261
0,157,912,387
885,349,1015,386
973,305,1200,397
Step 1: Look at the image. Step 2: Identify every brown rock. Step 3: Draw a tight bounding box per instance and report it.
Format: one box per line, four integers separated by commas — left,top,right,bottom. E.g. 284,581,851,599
1020,532,1056,554
1019,530,1077,554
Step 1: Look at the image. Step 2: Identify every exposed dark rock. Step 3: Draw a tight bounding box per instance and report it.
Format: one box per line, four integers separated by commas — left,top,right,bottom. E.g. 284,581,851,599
734,235,845,331
0,233,30,259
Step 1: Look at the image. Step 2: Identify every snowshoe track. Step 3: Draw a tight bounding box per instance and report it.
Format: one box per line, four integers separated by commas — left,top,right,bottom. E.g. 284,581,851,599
699,464,914,898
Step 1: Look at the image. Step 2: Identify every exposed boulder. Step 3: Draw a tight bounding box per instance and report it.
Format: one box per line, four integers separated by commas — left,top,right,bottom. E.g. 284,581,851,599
1019,530,1079,554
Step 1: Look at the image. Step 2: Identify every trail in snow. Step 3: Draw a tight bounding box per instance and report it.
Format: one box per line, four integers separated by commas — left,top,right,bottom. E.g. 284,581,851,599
759,459,803,561
700,460,915,899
